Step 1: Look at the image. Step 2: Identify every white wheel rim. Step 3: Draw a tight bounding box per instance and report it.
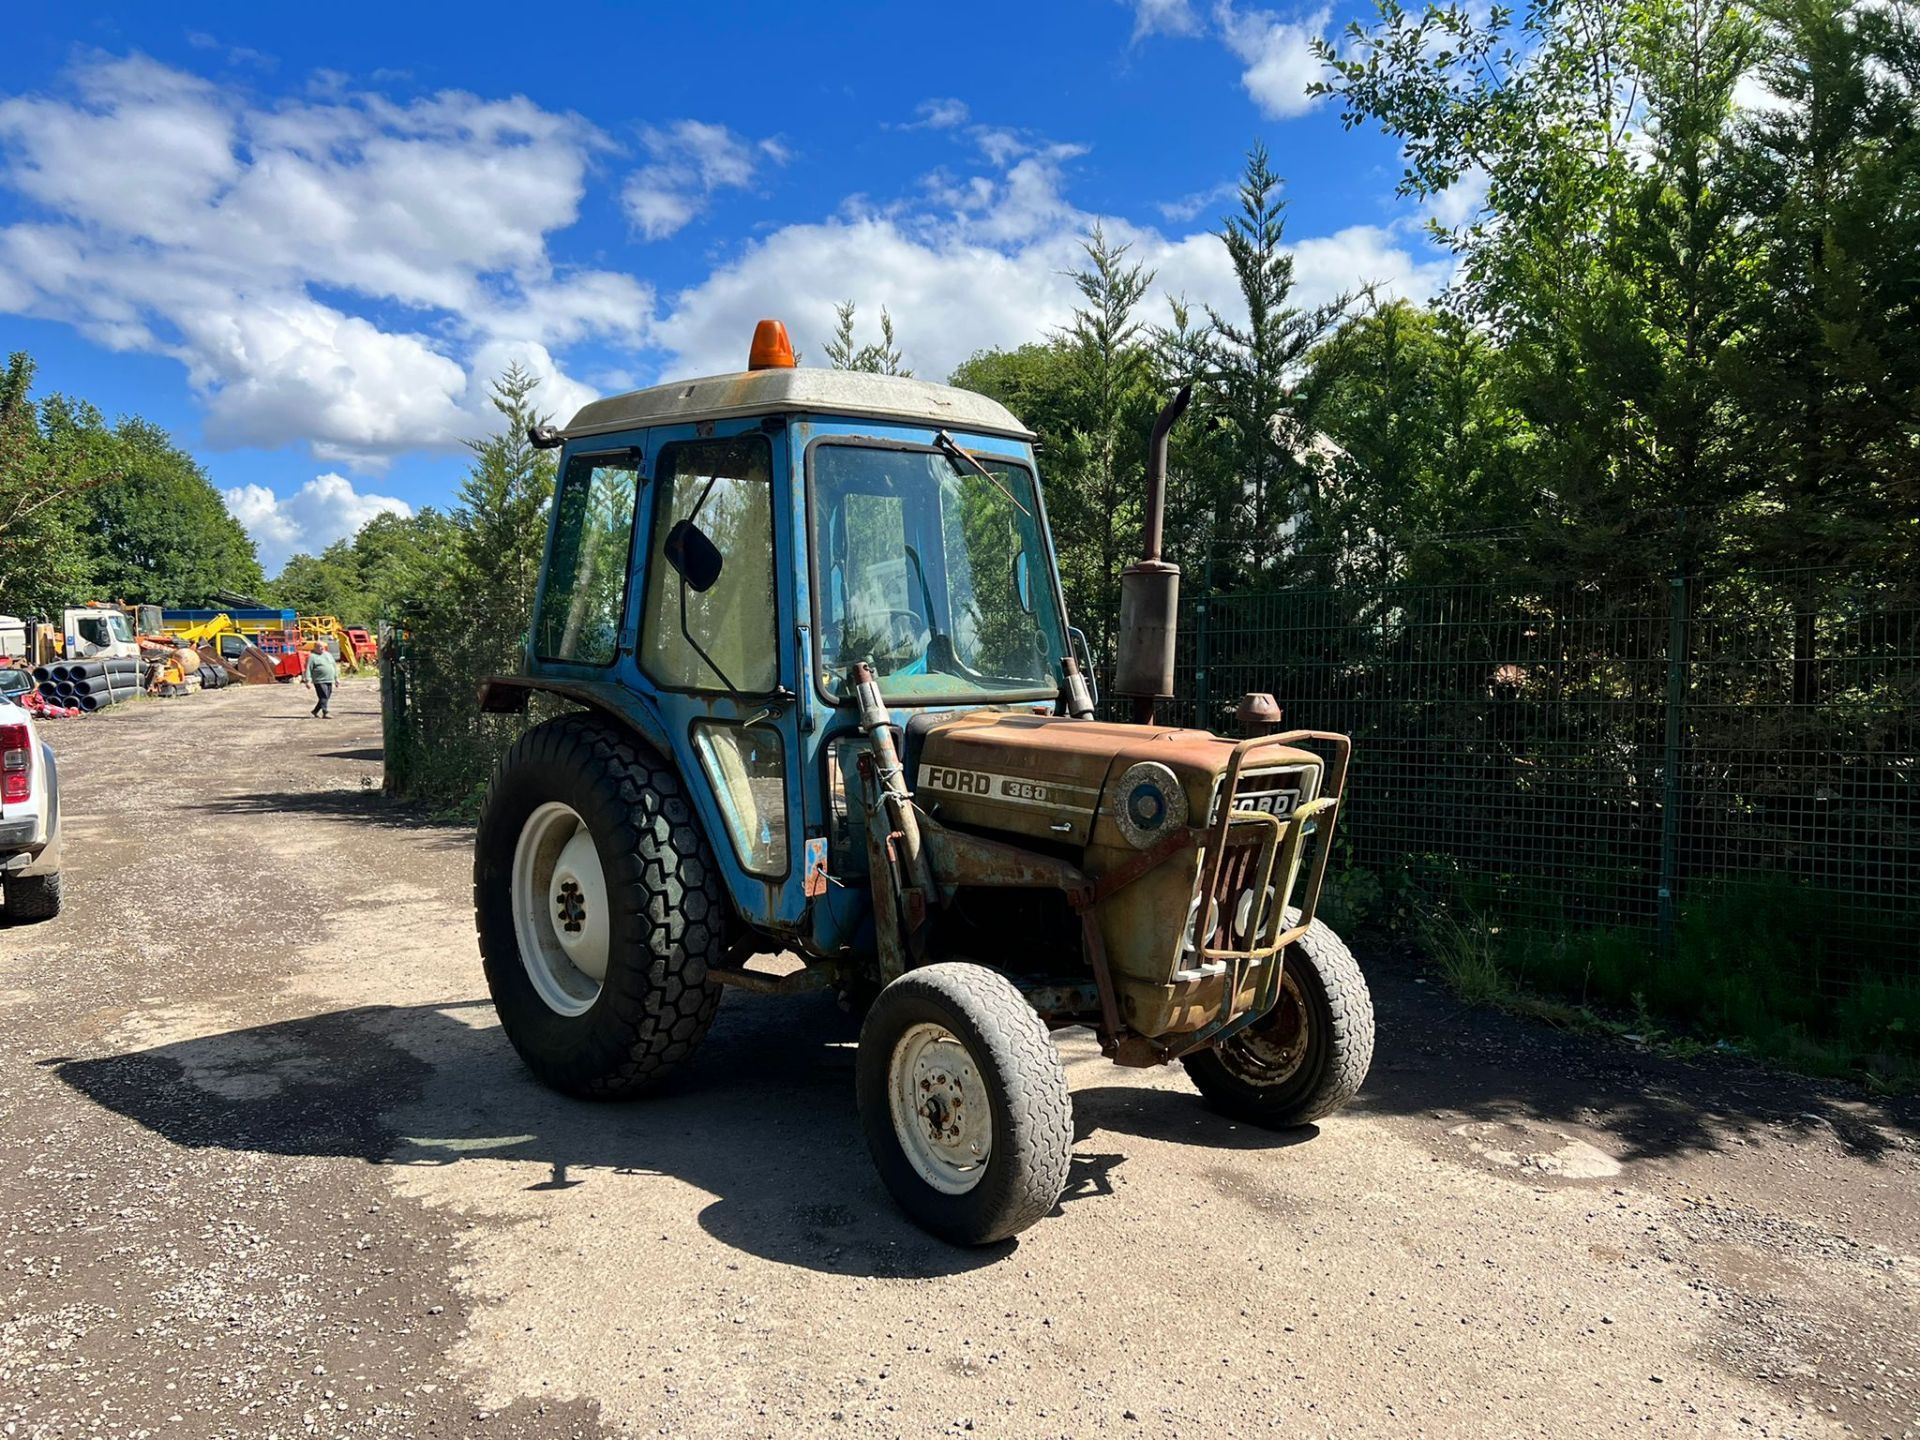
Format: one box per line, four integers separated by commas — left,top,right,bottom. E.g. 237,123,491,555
510,802,610,1018
887,1022,992,1195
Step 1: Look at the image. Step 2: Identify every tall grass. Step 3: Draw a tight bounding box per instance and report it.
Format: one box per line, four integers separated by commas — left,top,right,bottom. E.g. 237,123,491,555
1418,880,1920,1088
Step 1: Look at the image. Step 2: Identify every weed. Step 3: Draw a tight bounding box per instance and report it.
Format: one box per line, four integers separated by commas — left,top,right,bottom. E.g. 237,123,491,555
1417,906,1511,1007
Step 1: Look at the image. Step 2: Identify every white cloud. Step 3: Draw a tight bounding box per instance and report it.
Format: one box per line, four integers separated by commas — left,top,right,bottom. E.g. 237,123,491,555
1156,179,1239,222
621,120,787,240
1421,165,1491,231
655,139,1452,384
185,31,276,69
223,473,412,574
1128,0,1204,40
910,98,970,129
0,53,643,461
1215,2,1333,118
1731,67,1793,115
0,51,1454,476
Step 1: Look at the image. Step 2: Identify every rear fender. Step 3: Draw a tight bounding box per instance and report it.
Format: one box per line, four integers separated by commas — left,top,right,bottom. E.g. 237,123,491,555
477,674,804,940
478,674,674,761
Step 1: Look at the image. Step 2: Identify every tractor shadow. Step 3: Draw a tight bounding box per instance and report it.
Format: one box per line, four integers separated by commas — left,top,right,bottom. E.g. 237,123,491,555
1346,945,1920,1165
48,989,1237,1276
192,787,464,838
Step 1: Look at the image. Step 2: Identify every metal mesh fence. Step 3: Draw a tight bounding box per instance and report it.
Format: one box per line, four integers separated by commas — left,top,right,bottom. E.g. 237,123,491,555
1135,564,1918,991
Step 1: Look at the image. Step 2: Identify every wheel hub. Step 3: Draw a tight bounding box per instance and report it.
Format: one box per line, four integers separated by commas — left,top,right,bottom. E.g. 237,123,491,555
917,1066,971,1146
555,879,587,933
510,803,611,1017
889,1024,992,1194
1223,970,1311,1084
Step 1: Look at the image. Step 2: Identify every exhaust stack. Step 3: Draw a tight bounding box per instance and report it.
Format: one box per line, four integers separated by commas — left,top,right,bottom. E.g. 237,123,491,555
1113,386,1191,724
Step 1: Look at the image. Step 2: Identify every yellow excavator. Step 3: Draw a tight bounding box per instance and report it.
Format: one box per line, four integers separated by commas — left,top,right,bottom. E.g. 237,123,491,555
164,612,245,647
296,615,367,674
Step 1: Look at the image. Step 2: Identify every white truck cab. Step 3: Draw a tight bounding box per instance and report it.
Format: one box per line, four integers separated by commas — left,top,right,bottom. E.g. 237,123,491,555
0,694,62,921
64,607,138,660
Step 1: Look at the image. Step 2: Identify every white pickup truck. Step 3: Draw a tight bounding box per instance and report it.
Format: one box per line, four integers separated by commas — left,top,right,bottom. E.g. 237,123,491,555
0,686,62,921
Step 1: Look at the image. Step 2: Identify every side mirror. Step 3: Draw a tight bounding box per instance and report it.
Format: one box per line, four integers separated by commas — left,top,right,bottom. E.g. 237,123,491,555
1013,551,1033,613
664,519,724,593
1068,627,1099,709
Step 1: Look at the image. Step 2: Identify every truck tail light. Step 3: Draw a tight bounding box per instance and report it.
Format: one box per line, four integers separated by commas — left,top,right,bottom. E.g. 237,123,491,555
1,723,30,803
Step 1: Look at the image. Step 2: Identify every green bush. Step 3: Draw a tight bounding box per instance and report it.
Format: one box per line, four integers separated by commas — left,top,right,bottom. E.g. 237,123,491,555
1423,880,1919,1088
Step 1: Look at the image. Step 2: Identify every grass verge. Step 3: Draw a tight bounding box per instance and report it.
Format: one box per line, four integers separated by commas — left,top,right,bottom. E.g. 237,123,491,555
1416,885,1920,1093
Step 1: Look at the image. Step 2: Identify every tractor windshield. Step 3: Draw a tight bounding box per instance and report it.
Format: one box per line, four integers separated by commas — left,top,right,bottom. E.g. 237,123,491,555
810,442,1066,702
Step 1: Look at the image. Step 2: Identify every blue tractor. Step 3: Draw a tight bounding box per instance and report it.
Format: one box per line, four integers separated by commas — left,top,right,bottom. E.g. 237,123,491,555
476,320,1373,1244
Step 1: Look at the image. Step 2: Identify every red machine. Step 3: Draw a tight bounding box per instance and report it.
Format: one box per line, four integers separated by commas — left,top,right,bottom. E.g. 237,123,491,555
254,630,310,682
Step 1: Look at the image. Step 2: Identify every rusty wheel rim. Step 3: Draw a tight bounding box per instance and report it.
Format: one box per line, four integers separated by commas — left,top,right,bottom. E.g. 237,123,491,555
1220,968,1311,1087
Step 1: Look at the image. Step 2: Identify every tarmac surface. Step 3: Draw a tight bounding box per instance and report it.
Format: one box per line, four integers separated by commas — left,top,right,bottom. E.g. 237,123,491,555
2,678,1916,1438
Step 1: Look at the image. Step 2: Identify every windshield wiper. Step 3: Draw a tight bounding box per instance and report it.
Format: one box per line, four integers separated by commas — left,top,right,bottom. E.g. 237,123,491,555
932,431,1030,517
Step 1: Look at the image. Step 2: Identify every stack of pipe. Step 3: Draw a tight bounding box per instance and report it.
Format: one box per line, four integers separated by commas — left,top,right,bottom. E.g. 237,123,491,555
31,655,143,712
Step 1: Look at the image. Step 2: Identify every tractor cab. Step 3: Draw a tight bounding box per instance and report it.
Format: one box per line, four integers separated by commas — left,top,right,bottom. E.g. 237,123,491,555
475,320,1372,1245
486,328,1073,940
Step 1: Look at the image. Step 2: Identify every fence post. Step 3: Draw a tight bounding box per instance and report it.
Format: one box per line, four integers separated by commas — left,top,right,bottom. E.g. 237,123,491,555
378,620,400,797
1193,553,1213,724
1657,571,1688,952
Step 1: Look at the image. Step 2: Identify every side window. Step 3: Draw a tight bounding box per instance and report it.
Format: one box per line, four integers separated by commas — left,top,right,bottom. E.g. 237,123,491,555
641,436,778,693
536,452,640,665
692,722,789,876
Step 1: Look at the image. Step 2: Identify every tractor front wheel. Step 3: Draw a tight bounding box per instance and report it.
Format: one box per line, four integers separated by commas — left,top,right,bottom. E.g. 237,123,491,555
474,713,725,1099
856,963,1072,1245
1182,917,1374,1129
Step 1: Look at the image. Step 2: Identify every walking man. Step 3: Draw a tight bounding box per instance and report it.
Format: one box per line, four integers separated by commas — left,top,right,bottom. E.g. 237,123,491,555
304,640,339,719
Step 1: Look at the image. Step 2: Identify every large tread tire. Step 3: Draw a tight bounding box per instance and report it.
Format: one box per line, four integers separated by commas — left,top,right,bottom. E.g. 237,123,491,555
5,870,62,922
857,963,1072,1245
474,712,725,1099
1182,917,1373,1129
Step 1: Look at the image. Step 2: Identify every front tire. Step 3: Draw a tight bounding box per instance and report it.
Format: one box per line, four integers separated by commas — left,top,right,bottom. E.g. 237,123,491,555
4,870,62,922
475,713,725,1098
1182,918,1373,1128
856,963,1072,1245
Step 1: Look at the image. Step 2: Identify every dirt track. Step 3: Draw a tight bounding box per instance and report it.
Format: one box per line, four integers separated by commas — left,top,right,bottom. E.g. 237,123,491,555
2,680,1916,1439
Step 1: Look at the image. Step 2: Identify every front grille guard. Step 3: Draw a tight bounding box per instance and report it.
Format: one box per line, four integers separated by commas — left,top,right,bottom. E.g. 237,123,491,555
1175,729,1351,1057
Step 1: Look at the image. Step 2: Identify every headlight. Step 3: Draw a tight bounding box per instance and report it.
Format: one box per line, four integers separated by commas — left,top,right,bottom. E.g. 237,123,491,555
1182,889,1221,954
1234,885,1276,942
1113,760,1188,850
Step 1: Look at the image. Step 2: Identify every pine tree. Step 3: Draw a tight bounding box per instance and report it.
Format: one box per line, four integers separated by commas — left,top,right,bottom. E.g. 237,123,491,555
456,362,559,671
824,301,911,376
1732,0,1920,588
1204,144,1352,582
1056,225,1158,658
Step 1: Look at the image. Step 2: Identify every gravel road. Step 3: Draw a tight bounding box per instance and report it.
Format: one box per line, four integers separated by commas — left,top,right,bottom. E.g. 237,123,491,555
2,680,1915,1439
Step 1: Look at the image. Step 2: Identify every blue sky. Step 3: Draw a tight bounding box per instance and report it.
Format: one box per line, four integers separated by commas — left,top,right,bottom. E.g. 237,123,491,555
0,0,1452,574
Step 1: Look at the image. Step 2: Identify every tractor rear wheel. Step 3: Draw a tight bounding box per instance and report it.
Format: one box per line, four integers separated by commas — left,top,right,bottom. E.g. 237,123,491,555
1182,917,1373,1128
856,963,1072,1245
474,713,725,1099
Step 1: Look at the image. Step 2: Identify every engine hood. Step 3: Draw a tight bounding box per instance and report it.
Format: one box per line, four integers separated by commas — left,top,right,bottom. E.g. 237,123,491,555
911,711,1321,848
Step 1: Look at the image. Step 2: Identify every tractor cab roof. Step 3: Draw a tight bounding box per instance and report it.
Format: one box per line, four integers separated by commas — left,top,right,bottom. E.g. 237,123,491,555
561,366,1035,445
